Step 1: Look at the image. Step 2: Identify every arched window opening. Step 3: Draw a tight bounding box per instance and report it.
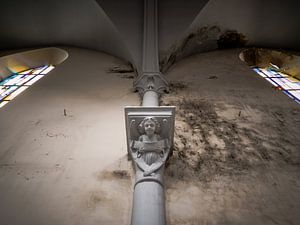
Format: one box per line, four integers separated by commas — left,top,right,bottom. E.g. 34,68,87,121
0,65,55,108
252,67,300,104
240,48,300,105
0,47,68,109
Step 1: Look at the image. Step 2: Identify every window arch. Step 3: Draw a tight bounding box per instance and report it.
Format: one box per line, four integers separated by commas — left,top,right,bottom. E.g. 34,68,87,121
0,65,55,108
0,47,68,109
252,67,300,104
240,48,300,105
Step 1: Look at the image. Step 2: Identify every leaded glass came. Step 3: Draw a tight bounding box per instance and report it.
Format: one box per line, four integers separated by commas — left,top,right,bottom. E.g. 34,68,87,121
253,67,300,104
0,65,55,108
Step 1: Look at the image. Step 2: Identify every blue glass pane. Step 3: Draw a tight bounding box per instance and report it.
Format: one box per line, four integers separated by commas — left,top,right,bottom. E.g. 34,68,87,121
0,65,55,109
0,86,18,101
253,68,267,77
271,78,300,90
252,67,300,105
0,74,18,85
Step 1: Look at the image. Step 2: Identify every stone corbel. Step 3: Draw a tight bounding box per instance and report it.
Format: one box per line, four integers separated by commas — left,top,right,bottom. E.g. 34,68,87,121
125,107,175,181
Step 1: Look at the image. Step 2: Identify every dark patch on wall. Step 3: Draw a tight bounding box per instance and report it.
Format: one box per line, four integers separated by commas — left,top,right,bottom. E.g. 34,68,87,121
160,26,221,73
169,80,188,93
112,170,131,179
107,63,137,79
160,26,248,73
86,190,107,210
217,30,247,49
107,66,134,74
119,74,136,79
97,169,131,181
163,98,299,183
208,75,218,79
241,47,259,66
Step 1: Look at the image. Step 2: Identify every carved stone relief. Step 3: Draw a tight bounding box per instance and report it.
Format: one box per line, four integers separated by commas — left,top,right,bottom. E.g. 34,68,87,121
125,107,175,178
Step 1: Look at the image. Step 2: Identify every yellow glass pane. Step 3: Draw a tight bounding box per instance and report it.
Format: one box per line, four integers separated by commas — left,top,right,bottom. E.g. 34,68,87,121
19,69,33,75
32,66,48,74
41,65,55,74
0,101,9,108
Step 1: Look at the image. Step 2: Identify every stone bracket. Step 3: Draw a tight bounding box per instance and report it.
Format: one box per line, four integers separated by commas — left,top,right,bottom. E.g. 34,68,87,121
125,106,175,155
125,106,175,180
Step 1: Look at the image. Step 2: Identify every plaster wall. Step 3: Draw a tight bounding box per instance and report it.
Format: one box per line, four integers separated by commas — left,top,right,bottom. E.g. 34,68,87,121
0,47,139,225
0,47,299,225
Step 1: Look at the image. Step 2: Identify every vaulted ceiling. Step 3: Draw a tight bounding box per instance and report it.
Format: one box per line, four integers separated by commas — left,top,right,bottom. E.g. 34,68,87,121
0,0,299,71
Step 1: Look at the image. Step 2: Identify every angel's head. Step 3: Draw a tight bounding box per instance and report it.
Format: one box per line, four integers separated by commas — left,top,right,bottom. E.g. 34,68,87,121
139,117,160,136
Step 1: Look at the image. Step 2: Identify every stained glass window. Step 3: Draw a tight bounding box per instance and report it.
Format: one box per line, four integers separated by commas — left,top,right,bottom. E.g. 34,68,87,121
0,65,55,108
253,67,300,104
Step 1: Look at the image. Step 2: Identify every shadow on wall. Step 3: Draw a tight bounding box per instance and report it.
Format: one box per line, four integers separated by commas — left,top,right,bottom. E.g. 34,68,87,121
159,26,247,73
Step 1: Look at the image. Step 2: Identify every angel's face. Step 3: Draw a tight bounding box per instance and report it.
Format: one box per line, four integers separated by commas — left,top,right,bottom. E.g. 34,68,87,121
144,120,155,136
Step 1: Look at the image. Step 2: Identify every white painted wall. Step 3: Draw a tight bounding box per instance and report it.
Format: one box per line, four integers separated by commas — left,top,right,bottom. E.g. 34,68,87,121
0,47,139,225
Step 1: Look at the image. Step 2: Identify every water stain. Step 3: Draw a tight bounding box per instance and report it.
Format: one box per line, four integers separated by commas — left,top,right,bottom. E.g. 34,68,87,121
160,26,248,73
160,26,221,73
97,169,131,181
86,190,107,210
107,64,136,79
217,30,247,49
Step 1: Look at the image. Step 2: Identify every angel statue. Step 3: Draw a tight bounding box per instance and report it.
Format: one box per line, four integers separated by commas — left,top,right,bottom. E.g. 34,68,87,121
130,116,170,176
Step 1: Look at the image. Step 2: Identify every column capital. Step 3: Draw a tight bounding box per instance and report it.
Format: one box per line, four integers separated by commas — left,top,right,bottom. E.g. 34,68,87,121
134,72,169,96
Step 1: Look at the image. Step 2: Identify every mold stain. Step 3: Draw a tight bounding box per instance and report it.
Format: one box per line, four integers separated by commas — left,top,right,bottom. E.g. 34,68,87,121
86,190,107,210
160,26,221,73
160,26,248,73
217,30,247,49
107,63,137,79
163,98,299,183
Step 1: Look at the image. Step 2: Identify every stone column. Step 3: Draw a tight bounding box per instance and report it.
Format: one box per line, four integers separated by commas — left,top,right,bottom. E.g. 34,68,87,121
125,1,174,225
